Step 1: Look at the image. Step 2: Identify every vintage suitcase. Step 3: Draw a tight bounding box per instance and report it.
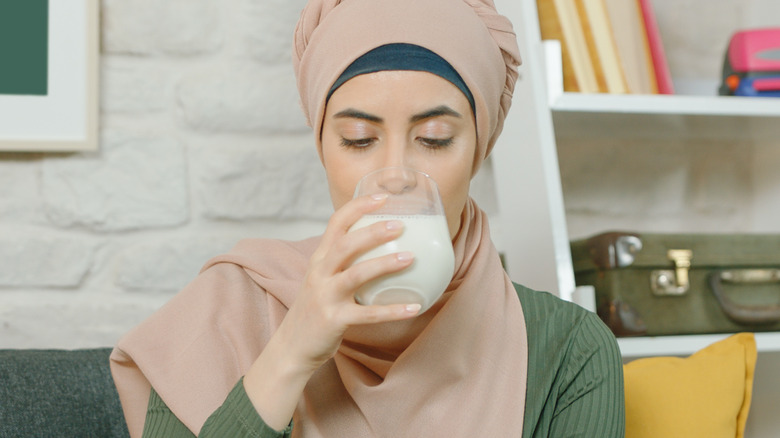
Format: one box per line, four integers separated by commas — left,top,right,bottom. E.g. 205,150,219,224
570,232,780,337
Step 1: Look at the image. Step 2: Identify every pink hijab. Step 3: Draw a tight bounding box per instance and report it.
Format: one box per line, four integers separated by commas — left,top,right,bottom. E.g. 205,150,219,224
293,0,521,174
111,0,527,436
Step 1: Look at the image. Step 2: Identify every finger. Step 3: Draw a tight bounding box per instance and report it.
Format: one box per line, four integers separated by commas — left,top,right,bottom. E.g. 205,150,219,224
317,194,388,254
318,219,406,276
335,251,414,294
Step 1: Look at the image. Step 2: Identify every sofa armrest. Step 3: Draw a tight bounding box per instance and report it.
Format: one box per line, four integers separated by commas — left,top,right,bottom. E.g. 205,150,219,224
0,347,129,438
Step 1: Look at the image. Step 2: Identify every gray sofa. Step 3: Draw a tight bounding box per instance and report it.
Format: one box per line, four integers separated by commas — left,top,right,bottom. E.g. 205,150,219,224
0,348,130,437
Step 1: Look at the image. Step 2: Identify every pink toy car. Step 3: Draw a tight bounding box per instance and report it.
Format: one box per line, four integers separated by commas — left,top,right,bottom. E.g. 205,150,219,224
719,28,780,97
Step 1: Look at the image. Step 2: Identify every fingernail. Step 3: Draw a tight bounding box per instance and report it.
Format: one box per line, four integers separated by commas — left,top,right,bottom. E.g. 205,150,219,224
396,251,414,262
405,304,422,314
371,193,389,201
385,220,403,231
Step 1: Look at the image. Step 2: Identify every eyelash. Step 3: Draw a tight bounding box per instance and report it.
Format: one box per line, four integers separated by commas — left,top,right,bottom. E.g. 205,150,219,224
418,137,454,149
340,137,376,149
339,137,454,149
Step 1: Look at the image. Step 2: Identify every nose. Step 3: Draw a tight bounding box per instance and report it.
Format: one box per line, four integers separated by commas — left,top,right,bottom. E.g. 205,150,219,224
379,134,415,171
376,166,418,194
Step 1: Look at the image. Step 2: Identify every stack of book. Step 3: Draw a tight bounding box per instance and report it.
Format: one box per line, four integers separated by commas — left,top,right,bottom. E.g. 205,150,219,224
537,0,674,94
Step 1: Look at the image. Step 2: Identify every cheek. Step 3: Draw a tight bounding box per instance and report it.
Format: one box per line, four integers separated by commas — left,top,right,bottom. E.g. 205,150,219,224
446,179,471,215
435,166,473,237
321,144,351,210
324,163,357,211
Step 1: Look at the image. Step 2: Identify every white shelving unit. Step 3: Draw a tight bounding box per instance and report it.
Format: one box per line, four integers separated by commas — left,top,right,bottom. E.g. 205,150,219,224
551,92,780,142
552,92,780,117
491,0,780,436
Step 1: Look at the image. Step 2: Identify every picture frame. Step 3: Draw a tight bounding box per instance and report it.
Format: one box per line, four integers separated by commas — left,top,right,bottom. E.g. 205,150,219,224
0,0,99,152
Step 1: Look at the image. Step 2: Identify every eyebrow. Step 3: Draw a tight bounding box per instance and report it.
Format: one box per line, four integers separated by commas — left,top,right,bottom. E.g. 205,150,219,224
332,105,463,124
409,105,463,123
333,109,383,123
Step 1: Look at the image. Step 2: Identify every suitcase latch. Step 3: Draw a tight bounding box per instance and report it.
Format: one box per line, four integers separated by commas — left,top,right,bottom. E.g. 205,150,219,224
651,249,693,296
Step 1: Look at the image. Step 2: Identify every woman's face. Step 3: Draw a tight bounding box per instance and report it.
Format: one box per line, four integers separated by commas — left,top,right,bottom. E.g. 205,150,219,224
320,70,477,239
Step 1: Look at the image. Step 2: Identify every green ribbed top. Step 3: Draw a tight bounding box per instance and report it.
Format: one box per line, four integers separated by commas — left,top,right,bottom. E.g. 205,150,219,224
140,284,625,437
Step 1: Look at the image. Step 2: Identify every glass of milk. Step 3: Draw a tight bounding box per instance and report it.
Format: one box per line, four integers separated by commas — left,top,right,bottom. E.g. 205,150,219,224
350,167,455,313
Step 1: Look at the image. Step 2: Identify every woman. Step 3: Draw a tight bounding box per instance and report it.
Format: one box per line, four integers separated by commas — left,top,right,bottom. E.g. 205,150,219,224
110,0,625,436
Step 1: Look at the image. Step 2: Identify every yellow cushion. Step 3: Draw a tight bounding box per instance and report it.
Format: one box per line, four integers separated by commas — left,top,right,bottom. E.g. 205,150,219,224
623,332,757,438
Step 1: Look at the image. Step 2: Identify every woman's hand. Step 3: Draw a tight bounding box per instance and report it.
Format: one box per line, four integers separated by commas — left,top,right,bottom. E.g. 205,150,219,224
243,193,419,430
282,192,421,368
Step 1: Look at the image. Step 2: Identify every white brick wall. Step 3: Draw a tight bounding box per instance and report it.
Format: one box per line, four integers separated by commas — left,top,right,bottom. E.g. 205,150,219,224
0,0,778,348
0,0,325,348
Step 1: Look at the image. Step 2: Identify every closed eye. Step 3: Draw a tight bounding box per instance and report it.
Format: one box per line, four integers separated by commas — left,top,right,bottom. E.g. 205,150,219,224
418,137,454,149
340,137,376,148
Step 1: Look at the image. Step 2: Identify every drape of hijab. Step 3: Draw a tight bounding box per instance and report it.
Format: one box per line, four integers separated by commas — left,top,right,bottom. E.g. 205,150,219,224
111,0,527,436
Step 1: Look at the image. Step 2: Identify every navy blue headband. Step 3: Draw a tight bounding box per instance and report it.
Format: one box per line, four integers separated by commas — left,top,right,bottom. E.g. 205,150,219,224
327,43,476,114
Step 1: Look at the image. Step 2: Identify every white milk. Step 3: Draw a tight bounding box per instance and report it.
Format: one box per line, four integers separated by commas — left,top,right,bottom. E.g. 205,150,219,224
349,214,455,312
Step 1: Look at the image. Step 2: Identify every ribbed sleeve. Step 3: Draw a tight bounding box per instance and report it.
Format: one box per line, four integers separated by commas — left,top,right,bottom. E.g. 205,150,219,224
142,387,198,437
141,379,292,438
515,284,626,438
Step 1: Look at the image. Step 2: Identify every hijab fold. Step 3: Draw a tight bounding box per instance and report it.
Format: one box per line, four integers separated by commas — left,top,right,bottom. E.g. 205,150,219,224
111,199,528,437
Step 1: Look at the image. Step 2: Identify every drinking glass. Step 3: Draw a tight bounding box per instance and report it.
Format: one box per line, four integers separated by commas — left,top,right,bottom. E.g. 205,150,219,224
349,167,455,313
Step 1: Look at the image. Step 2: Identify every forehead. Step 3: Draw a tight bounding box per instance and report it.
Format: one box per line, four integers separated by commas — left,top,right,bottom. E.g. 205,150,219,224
326,70,473,115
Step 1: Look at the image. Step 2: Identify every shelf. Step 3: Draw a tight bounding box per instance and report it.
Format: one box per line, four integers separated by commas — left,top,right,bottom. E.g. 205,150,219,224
550,93,780,142
515,0,780,433
552,93,780,117
619,331,780,359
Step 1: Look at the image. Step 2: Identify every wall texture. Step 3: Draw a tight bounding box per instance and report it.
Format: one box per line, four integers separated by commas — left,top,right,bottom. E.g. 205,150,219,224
0,0,778,348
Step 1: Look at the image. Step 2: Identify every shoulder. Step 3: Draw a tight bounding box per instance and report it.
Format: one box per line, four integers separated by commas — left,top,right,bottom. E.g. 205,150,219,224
513,282,598,334
201,236,320,275
513,283,624,436
513,282,619,359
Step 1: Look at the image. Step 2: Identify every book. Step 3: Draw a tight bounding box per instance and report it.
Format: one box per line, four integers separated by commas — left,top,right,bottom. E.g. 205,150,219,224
574,0,607,93
537,0,600,93
638,0,674,94
602,0,658,94
574,0,629,94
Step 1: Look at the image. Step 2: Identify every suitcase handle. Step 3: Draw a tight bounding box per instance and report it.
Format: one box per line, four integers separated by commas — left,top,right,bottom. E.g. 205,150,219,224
708,270,780,325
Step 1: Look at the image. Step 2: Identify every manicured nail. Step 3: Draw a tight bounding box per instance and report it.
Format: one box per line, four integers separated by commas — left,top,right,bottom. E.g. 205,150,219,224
385,220,403,231
405,304,422,314
371,193,389,201
396,251,414,262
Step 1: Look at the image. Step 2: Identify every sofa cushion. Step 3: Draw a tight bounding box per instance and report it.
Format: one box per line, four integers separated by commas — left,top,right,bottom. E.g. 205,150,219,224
623,332,757,438
0,347,129,438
